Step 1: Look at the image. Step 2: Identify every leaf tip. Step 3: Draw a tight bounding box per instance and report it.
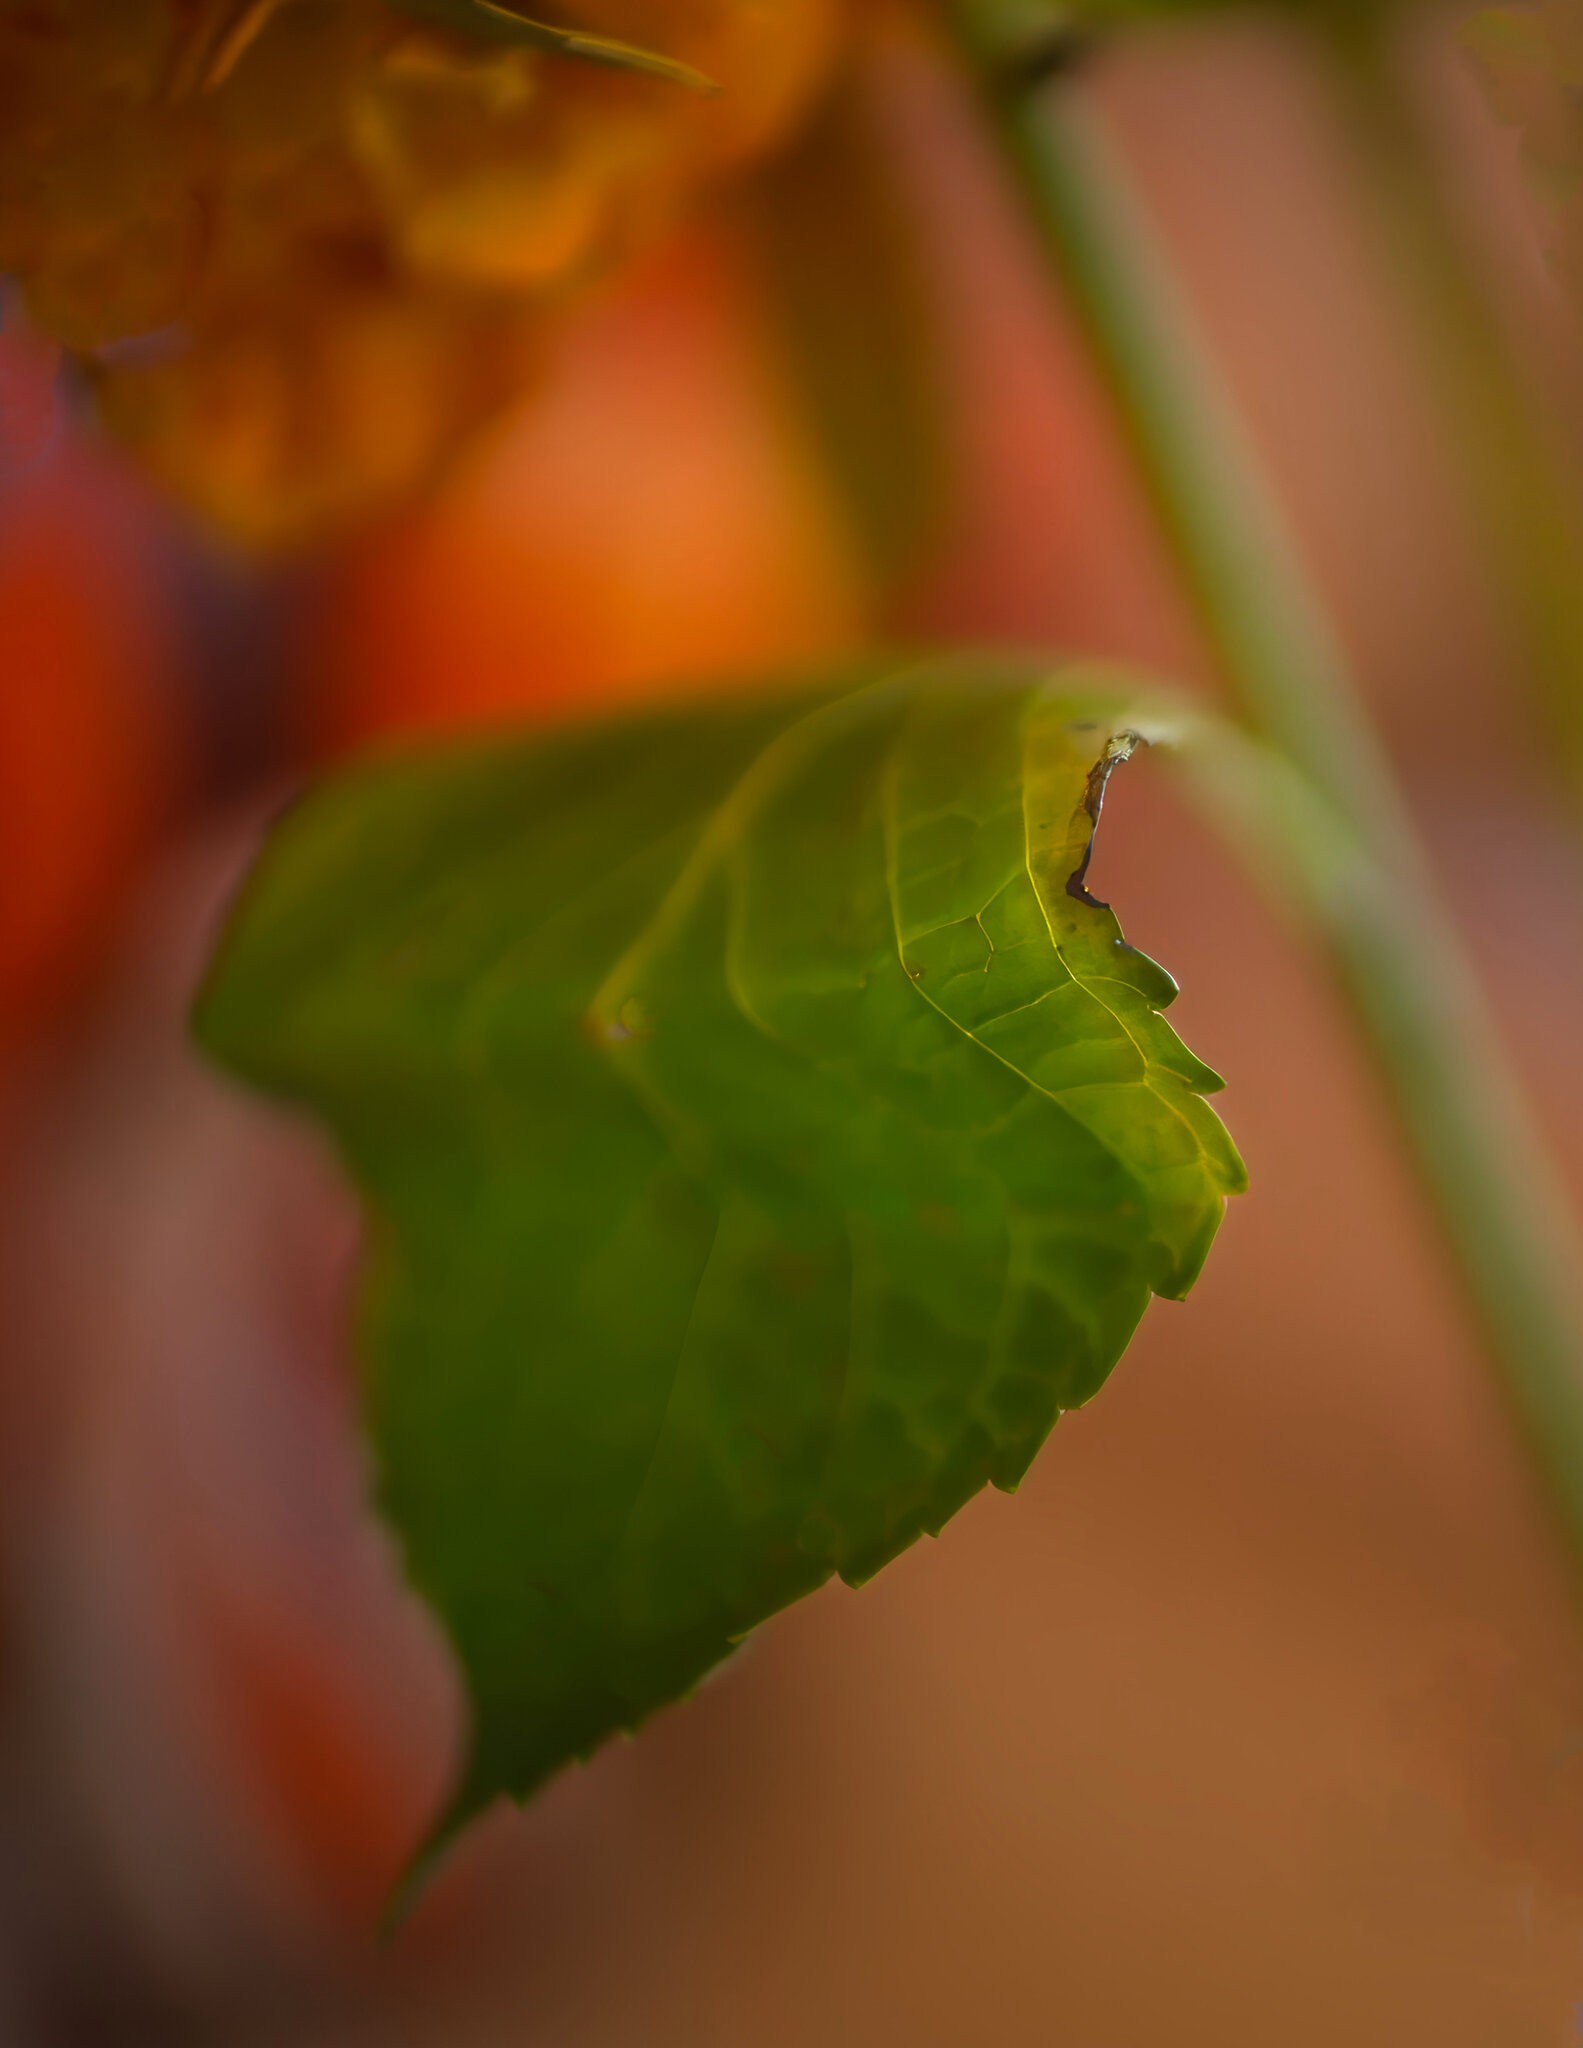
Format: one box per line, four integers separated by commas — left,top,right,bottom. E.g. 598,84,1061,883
380,1761,498,1939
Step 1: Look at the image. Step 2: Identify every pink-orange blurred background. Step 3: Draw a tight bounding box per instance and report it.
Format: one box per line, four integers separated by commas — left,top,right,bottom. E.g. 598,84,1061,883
4,7,1583,2044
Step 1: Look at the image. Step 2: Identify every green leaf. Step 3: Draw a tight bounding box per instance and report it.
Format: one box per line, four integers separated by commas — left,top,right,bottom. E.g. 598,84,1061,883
193,656,1244,1880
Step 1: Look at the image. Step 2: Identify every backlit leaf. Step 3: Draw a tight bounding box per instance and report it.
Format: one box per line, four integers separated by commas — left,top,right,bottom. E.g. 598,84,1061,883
193,656,1244,1880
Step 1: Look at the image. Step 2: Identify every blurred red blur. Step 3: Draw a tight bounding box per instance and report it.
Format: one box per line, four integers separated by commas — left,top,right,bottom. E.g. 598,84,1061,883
0,434,186,1077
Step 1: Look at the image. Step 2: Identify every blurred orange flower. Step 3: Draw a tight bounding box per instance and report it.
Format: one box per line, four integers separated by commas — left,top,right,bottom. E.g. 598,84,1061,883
0,0,843,544
306,226,867,750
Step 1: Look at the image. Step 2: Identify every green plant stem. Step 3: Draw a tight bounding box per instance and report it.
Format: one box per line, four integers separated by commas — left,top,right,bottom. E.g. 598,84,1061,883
1320,15,1583,820
940,8,1583,1556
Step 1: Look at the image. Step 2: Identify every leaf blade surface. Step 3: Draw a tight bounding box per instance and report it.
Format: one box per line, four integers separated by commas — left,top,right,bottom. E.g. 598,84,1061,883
194,657,1244,1855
